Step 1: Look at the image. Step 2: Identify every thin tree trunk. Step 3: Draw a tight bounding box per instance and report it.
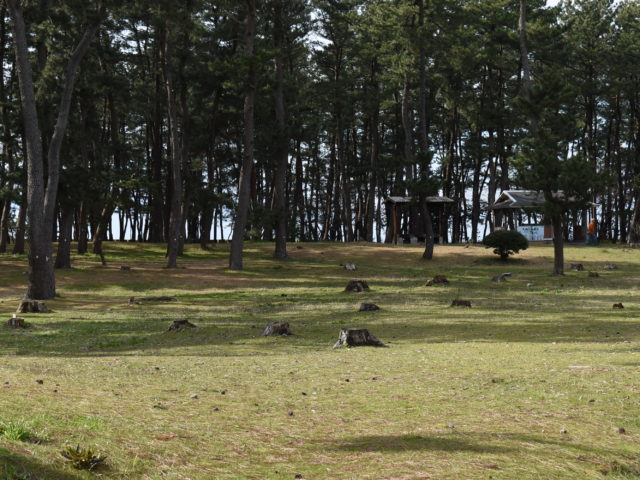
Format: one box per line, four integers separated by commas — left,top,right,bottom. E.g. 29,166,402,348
417,0,435,257
0,199,10,252
272,0,288,259
160,26,183,268
12,158,26,255
519,0,532,98
629,197,640,244
0,21,12,254
291,139,305,240
366,109,378,242
552,212,564,275
54,206,73,269
92,196,113,264
229,0,256,270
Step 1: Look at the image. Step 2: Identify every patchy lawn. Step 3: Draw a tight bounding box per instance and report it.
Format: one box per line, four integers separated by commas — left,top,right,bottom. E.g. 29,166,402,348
0,241,639,479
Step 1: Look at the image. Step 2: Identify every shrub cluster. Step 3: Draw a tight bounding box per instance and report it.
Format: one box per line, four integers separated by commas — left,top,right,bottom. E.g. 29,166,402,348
482,230,529,260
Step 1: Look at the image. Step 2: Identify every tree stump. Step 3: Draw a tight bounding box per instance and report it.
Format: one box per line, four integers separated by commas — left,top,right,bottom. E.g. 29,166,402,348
359,303,380,312
262,321,292,336
342,262,356,271
120,265,131,271
16,299,49,313
570,263,584,271
333,328,385,348
604,263,618,270
451,299,472,307
425,275,449,286
167,319,197,331
612,303,624,309
588,271,600,278
345,280,369,292
7,315,26,328
492,272,512,282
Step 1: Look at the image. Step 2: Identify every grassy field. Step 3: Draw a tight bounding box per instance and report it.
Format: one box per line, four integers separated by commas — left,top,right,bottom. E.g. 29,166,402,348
0,241,639,480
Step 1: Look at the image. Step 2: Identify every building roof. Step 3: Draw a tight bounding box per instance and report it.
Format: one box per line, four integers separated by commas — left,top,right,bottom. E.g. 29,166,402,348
489,190,565,210
386,195,454,205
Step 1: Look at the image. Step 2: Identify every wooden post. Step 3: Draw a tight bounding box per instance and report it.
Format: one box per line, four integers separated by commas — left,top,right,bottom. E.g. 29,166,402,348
392,204,398,244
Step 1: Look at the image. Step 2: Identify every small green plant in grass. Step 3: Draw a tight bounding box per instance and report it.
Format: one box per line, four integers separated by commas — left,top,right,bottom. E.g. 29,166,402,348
0,420,37,442
482,230,529,260
60,445,107,470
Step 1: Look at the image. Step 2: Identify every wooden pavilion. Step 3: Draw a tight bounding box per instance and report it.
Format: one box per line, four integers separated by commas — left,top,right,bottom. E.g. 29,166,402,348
488,190,591,242
385,195,454,244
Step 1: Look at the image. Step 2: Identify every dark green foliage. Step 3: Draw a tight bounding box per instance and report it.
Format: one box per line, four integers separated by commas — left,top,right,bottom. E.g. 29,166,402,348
482,230,529,260
1,0,639,270
60,445,106,470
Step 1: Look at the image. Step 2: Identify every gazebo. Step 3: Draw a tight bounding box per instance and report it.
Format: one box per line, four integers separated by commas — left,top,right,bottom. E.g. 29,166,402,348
488,190,590,242
385,195,454,245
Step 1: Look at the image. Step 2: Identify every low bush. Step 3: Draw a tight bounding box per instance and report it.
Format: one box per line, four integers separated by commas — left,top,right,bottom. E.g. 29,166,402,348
482,230,529,260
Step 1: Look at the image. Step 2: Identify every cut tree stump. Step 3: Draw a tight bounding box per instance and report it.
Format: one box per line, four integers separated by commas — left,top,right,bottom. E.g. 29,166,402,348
570,263,584,271
16,299,49,314
7,315,26,328
604,264,618,270
588,271,600,278
345,280,369,292
425,275,449,286
262,321,292,336
451,299,472,307
359,303,380,312
492,272,512,282
120,265,131,271
342,262,356,271
167,319,197,331
333,328,385,348
612,303,624,309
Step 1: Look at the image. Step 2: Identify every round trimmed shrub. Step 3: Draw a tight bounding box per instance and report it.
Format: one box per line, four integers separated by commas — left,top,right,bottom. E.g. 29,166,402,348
482,230,529,260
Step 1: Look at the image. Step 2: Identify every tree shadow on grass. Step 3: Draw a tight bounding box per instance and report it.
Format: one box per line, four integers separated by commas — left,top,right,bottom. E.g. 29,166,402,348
0,446,82,480
333,431,623,459
333,433,513,454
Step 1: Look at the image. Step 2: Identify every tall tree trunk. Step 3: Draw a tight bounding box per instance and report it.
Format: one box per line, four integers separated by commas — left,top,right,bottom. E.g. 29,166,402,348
149,59,165,243
519,0,532,98
322,138,336,240
417,0,434,257
272,0,288,259
161,26,183,268
7,0,101,299
365,93,378,242
229,0,256,270
0,20,12,254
